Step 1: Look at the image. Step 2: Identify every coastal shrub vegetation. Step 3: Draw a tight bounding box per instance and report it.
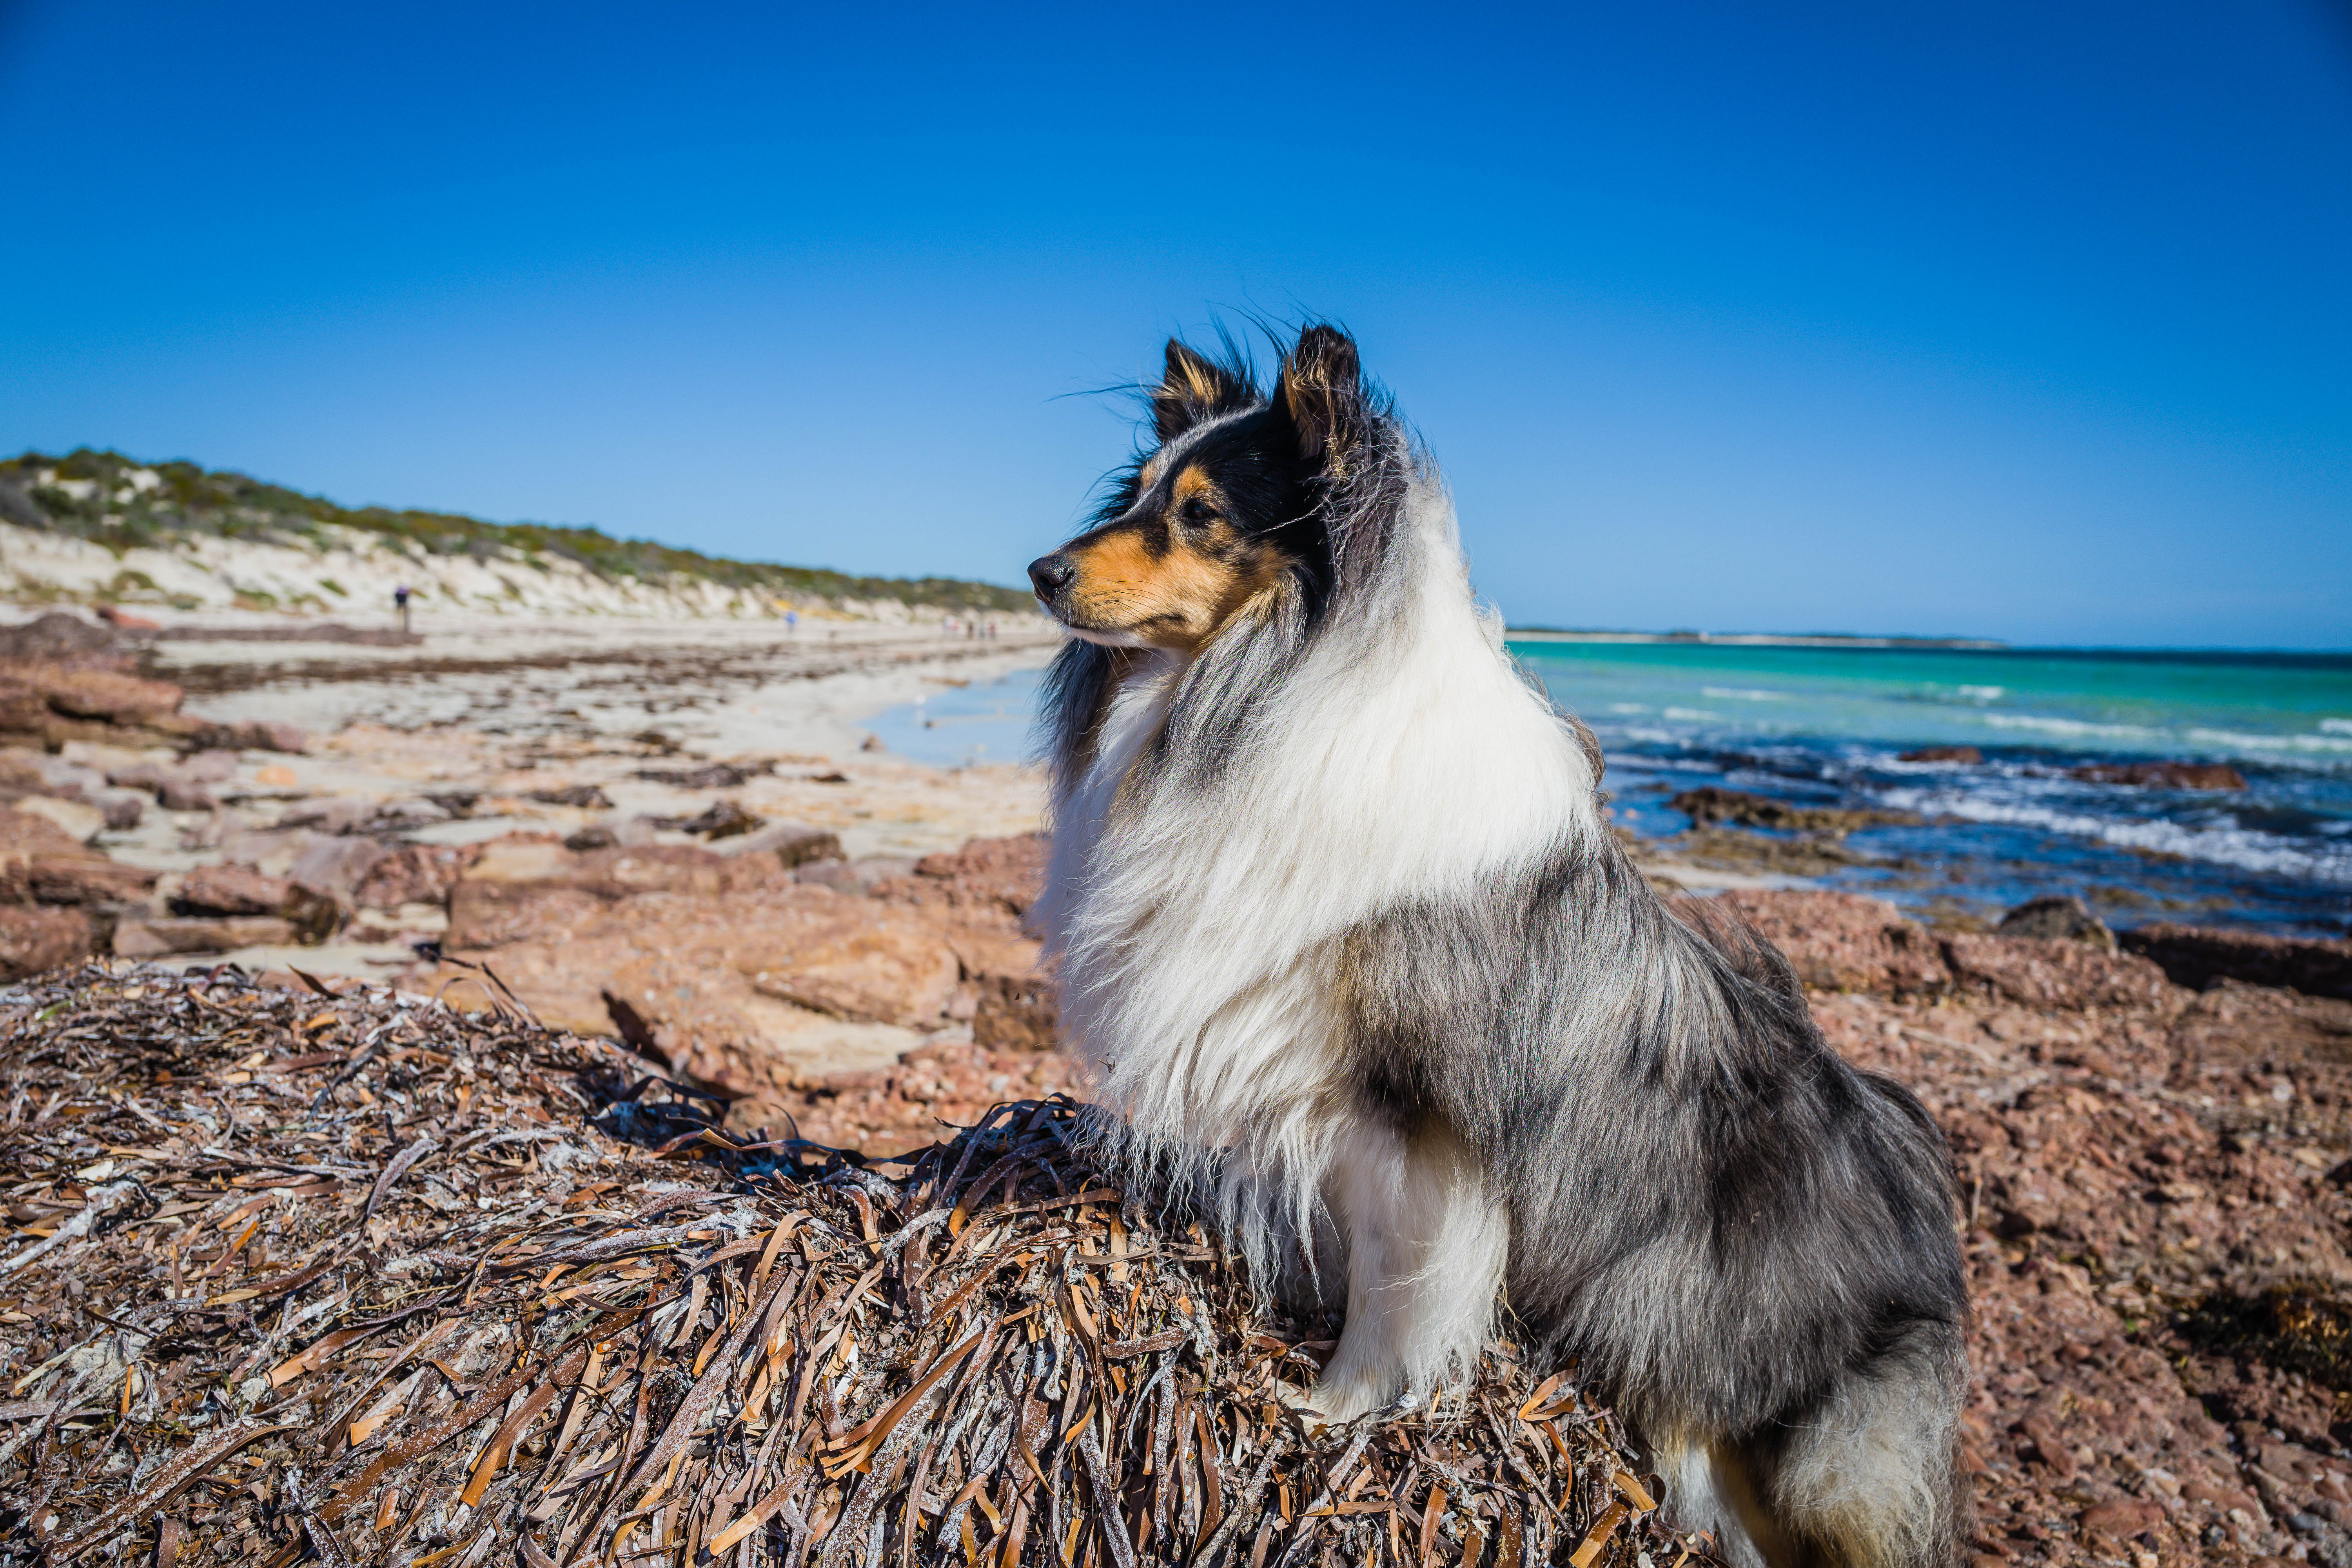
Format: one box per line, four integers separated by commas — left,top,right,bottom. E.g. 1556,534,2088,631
0,448,1036,613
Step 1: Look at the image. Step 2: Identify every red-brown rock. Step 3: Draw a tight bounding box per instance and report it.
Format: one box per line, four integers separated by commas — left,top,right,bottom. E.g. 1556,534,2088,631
287,836,389,904
726,822,845,868
971,973,1058,1052
445,841,770,945
0,689,51,731
1938,931,2177,1012
0,806,153,906
113,915,298,956
187,719,308,753
1700,888,1951,995
0,612,120,663
24,664,184,723
0,809,95,903
2070,760,2248,790
740,894,962,1025
351,842,488,908
174,862,296,915
105,758,220,810
0,905,94,978
174,861,337,941
27,855,156,906
426,833,1053,1123
2121,922,2352,1002
764,1039,1081,1153
2074,1499,2164,1537
885,833,1049,920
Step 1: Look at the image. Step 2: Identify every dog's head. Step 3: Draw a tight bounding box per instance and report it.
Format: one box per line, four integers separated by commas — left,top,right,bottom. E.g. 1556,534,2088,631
1028,325,1367,652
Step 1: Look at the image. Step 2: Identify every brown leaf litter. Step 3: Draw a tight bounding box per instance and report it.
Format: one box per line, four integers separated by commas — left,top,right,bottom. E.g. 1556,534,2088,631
0,964,1705,1568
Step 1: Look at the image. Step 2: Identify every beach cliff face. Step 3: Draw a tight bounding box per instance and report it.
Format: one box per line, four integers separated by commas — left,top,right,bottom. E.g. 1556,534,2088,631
0,448,1049,624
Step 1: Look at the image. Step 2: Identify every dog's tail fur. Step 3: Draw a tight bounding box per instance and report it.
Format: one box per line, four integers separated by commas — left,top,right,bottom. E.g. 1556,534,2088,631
1659,1319,1967,1568
1655,900,1969,1568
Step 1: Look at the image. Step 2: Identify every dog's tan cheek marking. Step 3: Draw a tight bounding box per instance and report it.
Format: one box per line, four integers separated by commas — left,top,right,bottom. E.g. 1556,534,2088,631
1065,530,1203,642
1066,521,1286,651
1187,538,1287,641
1135,543,1243,647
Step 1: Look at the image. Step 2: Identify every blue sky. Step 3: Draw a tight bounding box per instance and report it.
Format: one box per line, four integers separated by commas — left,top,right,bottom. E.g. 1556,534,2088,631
2,1,2347,647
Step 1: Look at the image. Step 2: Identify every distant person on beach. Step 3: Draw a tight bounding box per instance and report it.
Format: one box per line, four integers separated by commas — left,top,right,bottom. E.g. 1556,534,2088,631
786,609,798,637
393,583,410,634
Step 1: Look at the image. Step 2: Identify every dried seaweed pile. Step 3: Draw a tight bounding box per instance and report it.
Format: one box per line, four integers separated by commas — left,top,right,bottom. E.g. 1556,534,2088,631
0,964,1703,1568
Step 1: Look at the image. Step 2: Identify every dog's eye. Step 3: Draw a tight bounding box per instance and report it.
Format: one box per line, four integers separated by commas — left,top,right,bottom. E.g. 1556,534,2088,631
1180,497,1217,524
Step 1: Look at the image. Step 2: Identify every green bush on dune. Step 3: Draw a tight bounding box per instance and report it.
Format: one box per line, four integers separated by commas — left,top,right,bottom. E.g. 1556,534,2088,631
0,448,1037,614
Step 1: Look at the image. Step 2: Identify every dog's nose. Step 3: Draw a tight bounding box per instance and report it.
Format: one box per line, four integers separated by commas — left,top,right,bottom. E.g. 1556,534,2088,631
1028,554,1076,599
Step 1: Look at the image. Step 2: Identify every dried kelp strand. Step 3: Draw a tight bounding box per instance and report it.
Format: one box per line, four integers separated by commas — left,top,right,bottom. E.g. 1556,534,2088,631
0,963,1704,1568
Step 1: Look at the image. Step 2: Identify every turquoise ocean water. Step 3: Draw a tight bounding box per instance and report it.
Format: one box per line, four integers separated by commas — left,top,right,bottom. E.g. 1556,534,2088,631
870,642,2352,938
1511,642,2351,938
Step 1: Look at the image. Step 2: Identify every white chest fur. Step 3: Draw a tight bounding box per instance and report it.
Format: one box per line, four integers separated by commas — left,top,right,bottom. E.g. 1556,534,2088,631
1041,485,1599,1161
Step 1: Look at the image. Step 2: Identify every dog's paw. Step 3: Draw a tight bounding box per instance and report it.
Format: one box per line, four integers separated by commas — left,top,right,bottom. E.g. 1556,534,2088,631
1279,1382,1336,1420
1285,1375,1388,1425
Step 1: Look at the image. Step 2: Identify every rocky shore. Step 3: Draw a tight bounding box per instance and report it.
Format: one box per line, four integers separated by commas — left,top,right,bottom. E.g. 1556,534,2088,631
8,605,2352,1565
418,857,2352,1568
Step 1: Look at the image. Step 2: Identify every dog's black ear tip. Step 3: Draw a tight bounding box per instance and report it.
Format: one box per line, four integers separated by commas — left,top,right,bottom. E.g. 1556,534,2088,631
1293,323,1358,371
1283,326,1361,401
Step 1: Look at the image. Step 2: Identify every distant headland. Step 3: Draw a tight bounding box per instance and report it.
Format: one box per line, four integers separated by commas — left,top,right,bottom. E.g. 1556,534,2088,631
1506,628,2007,650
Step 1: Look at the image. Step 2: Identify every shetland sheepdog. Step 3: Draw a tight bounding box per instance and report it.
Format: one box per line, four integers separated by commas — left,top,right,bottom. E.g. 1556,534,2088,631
1027,324,1967,1568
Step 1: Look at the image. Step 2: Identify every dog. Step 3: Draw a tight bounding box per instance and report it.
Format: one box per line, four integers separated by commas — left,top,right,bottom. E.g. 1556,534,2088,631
1026,324,1968,1568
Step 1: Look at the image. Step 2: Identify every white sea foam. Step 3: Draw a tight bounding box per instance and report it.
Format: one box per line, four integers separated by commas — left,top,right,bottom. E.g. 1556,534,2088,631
1884,789,2352,885
1956,685,2005,702
1662,708,1723,722
1606,702,1650,714
1700,686,1787,702
1980,713,2163,740
2321,719,2352,737
2183,727,2352,755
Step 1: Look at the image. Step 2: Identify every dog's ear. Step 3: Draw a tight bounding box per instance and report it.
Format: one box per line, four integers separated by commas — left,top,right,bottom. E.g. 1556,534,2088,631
1152,340,1251,444
1272,324,1363,467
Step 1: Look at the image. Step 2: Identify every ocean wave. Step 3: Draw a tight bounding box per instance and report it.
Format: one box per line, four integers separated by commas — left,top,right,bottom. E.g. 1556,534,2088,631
1957,685,2005,702
1662,708,1724,722
1979,713,2164,740
2183,727,2352,755
1884,790,2352,886
1701,686,1787,702
1606,702,1650,714
2321,719,2352,737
